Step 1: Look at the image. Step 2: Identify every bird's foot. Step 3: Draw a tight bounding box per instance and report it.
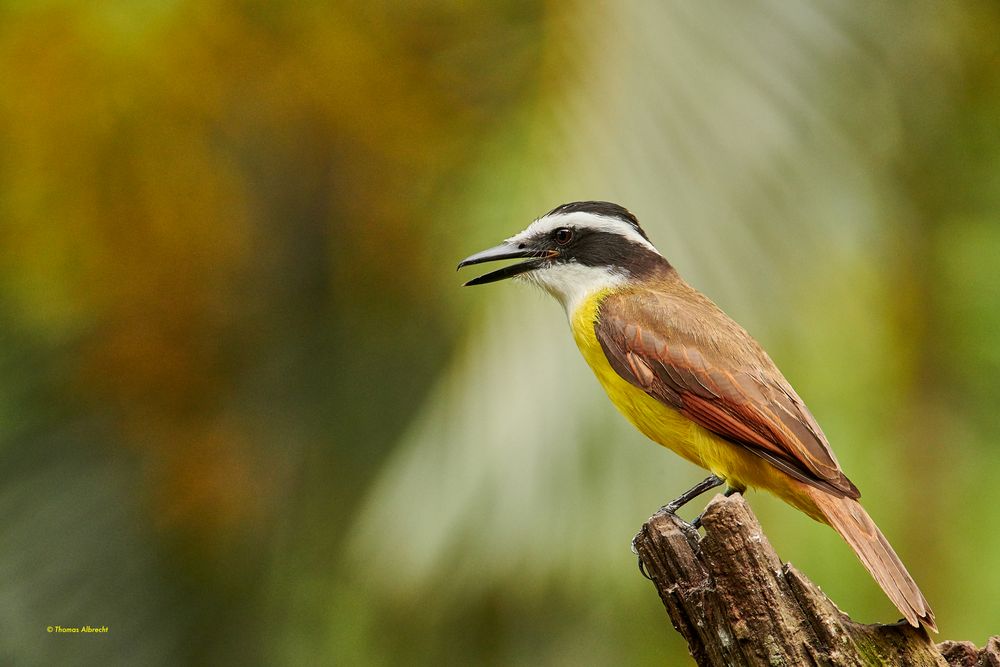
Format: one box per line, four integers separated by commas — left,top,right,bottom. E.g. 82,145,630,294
631,532,653,580
637,480,740,580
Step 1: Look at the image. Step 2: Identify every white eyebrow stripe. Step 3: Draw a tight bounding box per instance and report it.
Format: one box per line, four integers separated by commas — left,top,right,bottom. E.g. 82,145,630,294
508,211,660,255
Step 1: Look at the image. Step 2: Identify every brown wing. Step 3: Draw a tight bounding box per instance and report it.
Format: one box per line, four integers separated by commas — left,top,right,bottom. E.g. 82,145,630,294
596,287,859,499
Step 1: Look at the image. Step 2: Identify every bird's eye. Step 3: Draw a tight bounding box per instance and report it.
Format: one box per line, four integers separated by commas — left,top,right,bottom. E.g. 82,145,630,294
554,228,573,245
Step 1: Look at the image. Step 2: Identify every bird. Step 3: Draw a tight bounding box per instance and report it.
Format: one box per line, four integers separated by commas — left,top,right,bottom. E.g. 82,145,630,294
457,201,935,632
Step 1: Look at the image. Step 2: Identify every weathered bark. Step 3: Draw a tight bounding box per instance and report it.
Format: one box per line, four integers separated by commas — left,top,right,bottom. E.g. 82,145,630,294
633,493,999,666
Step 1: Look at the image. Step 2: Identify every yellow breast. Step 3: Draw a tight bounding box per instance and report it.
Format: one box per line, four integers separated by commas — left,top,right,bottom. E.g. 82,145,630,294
569,289,713,468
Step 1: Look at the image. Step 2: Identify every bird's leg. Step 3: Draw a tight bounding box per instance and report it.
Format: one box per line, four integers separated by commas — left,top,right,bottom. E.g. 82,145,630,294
659,474,725,515
634,475,727,580
689,486,740,529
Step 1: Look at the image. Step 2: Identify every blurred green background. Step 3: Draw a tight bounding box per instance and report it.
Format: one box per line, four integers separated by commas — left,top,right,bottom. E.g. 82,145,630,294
2,1,999,665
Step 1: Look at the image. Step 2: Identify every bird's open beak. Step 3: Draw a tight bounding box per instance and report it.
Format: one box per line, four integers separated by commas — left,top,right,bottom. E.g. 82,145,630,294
457,242,556,286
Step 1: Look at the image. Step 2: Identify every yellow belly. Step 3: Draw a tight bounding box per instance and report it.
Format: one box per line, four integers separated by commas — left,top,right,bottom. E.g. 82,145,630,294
571,289,815,514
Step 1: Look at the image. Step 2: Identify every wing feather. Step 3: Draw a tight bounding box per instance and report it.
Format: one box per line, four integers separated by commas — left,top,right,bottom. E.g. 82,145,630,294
596,288,859,498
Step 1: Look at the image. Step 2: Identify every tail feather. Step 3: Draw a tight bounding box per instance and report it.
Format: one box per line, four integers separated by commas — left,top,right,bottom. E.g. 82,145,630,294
808,488,937,632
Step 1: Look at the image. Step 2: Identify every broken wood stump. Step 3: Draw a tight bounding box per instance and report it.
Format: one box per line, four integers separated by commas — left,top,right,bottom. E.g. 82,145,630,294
632,493,999,666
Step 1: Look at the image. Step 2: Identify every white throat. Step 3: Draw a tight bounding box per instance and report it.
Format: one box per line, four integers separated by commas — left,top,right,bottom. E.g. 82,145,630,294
521,262,628,317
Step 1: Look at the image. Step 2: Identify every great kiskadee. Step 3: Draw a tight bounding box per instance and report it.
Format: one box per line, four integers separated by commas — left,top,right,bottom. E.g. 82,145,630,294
458,201,935,631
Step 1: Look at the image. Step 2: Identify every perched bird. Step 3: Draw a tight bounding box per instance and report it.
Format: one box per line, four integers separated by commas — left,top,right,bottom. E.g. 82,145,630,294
458,201,935,631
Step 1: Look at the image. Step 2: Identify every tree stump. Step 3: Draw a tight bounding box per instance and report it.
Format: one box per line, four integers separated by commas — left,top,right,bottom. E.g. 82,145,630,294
632,493,999,666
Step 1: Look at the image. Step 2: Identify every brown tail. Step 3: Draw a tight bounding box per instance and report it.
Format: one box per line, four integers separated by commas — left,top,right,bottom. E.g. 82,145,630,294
808,487,936,632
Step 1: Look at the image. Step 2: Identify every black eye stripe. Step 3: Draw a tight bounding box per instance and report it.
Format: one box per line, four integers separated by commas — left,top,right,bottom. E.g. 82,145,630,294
553,230,667,278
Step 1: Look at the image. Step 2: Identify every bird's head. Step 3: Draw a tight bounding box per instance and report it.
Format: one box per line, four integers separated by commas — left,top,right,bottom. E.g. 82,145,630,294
458,201,669,312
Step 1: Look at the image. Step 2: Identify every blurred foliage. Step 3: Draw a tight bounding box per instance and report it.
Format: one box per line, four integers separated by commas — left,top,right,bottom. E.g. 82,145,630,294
0,1,998,665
